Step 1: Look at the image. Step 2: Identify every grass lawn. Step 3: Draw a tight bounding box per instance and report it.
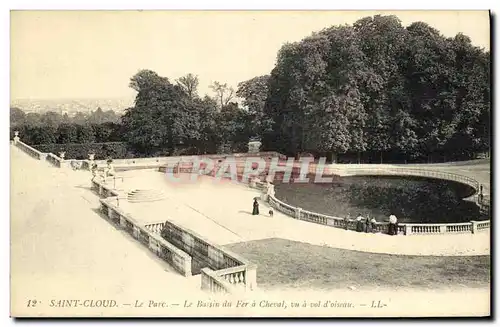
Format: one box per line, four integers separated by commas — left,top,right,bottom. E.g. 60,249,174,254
225,238,490,291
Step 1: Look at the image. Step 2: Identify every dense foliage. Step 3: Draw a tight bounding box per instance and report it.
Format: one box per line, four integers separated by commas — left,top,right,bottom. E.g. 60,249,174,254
263,15,490,162
34,142,129,160
121,70,253,156
11,15,490,163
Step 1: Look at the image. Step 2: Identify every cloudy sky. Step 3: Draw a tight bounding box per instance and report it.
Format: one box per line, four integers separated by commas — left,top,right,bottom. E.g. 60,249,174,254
10,10,490,101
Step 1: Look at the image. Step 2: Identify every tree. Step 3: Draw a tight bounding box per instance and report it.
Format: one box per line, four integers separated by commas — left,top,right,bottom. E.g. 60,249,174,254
57,123,78,144
77,124,96,143
209,81,235,110
40,111,62,128
10,107,26,127
123,69,201,156
236,75,270,138
177,73,199,99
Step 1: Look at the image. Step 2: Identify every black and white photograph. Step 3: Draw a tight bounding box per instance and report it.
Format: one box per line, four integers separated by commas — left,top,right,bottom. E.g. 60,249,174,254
8,9,491,318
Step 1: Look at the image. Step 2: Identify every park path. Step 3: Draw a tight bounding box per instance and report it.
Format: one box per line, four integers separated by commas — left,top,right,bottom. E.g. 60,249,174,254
164,179,491,256
108,170,490,256
10,145,203,317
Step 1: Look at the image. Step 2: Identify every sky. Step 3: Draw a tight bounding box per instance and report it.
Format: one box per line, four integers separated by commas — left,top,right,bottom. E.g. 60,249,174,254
10,10,490,101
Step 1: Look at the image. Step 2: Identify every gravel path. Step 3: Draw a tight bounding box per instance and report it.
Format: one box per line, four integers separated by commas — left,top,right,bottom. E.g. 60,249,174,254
10,146,203,317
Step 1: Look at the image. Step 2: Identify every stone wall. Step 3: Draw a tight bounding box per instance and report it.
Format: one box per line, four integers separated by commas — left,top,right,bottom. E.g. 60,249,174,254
160,220,257,292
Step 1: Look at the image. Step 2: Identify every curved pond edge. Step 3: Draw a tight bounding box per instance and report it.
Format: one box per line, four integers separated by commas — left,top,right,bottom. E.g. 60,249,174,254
251,167,491,236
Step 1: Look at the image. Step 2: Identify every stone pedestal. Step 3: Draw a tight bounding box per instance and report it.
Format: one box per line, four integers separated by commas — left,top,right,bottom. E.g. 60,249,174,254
13,131,20,144
471,221,478,234
247,140,262,154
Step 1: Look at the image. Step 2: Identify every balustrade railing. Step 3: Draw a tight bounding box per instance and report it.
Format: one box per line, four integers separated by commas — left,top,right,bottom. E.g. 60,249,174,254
144,222,165,234
99,198,192,276
339,167,480,192
15,140,46,160
268,194,489,236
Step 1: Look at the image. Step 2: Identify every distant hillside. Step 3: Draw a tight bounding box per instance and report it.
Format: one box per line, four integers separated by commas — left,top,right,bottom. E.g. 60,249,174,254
10,97,135,114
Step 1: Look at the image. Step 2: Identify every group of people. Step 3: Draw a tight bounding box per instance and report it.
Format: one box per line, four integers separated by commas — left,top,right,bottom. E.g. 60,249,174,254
348,213,398,235
353,214,378,233
91,159,115,182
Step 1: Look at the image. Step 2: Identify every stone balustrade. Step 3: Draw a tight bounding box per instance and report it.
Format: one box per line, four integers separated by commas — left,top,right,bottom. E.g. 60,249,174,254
99,197,192,277
91,179,121,199
45,153,69,168
266,193,489,236
144,222,165,234
475,220,490,231
14,140,47,161
160,220,257,292
201,268,239,294
338,167,480,196
248,164,490,236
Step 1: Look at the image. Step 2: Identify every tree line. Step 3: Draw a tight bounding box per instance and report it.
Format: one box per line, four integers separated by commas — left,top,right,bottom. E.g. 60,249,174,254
11,15,490,163
10,107,123,145
262,15,490,163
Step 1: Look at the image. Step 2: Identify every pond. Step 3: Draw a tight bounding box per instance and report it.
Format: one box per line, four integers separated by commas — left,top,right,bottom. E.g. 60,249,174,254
274,175,484,224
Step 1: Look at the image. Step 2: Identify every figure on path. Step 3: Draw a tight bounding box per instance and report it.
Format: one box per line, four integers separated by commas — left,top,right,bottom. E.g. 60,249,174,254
365,215,372,233
388,214,398,235
105,159,115,179
91,164,98,182
344,213,351,230
370,217,377,233
252,198,260,215
356,214,365,232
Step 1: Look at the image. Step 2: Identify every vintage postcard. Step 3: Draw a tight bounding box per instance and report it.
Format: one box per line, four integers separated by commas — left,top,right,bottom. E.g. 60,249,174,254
9,10,491,318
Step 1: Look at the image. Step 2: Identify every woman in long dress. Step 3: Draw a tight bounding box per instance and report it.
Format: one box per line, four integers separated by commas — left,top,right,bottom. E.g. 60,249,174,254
388,215,397,235
252,198,260,215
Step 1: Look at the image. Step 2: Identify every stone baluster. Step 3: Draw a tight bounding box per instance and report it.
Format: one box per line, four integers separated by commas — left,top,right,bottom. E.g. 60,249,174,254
471,221,478,234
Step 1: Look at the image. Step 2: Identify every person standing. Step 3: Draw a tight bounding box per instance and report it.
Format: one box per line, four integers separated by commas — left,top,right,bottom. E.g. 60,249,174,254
344,213,351,230
252,198,260,215
105,159,115,179
389,215,398,235
356,214,364,232
365,215,372,233
91,164,98,182
370,217,377,233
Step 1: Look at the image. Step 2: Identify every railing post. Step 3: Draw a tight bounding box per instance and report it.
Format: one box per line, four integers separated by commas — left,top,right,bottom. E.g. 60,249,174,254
404,224,412,235
471,221,478,234
439,225,446,234
245,264,257,291
295,207,302,219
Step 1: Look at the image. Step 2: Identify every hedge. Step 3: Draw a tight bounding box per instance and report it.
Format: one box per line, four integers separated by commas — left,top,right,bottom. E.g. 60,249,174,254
33,142,131,160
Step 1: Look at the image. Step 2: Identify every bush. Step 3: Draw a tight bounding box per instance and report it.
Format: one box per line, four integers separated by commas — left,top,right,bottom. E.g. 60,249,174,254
33,142,130,160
